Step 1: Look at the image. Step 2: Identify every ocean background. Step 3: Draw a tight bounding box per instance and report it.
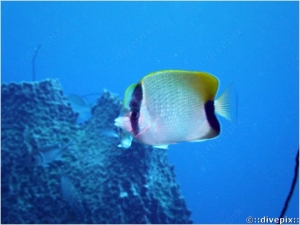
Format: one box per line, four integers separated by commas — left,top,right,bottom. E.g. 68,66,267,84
2,1,299,224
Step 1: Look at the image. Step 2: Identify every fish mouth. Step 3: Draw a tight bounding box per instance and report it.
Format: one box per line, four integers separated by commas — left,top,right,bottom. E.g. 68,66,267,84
114,116,131,130
114,117,122,128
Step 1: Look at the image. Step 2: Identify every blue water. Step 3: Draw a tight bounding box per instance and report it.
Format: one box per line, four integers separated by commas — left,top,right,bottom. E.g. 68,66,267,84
2,2,299,224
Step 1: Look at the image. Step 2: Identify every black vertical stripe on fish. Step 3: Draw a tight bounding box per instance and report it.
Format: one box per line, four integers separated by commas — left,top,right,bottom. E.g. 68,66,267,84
204,100,220,135
129,83,143,136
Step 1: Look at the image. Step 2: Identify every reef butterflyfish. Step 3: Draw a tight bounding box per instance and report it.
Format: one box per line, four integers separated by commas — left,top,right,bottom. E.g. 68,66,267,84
114,70,237,149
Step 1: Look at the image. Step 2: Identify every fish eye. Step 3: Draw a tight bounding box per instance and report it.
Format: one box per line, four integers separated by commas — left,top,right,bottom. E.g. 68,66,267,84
130,110,139,120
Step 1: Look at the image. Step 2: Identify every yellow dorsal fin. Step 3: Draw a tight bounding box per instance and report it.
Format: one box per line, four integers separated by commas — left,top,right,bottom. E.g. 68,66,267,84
187,71,219,101
141,70,219,101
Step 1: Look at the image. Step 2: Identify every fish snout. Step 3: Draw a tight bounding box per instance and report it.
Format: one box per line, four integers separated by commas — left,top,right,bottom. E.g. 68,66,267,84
114,116,131,131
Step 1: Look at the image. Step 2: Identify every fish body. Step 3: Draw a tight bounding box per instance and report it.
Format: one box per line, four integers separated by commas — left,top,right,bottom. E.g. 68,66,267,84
32,145,62,167
67,94,92,122
60,174,85,215
114,70,236,149
31,140,73,167
117,128,133,149
98,127,132,148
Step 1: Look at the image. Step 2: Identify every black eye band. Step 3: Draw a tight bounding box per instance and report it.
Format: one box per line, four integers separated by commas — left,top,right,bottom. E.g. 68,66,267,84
129,83,143,136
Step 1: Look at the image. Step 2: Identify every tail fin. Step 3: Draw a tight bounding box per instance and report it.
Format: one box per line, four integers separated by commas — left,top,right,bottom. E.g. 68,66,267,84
214,82,238,123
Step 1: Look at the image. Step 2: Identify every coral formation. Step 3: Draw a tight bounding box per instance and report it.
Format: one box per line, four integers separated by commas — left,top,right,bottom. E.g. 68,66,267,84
1,79,192,223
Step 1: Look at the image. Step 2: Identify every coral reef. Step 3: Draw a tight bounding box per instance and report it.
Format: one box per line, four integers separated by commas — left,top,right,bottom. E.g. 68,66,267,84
1,79,192,223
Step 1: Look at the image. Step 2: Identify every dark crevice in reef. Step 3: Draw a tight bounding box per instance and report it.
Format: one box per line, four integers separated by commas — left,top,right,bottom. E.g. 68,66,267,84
1,79,192,224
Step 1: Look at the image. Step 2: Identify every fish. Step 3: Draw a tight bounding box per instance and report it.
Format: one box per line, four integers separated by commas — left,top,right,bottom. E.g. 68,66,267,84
99,128,119,139
114,70,237,149
114,104,134,149
67,94,92,122
60,174,85,216
117,128,133,149
30,139,73,167
97,126,133,148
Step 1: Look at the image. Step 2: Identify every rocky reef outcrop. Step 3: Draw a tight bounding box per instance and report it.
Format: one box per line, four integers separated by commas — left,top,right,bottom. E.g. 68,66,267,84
1,79,192,224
